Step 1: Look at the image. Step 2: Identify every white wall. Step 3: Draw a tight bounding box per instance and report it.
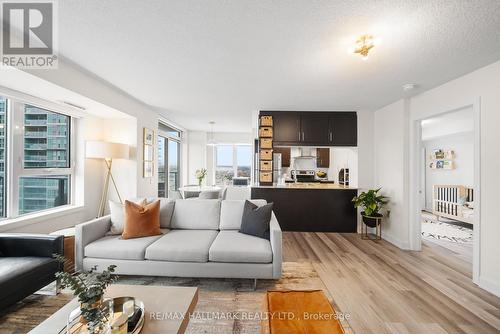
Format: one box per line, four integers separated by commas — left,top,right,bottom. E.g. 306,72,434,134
187,131,207,185
328,147,358,187
423,132,474,211
409,59,500,296
356,110,374,190
374,59,500,296
421,106,474,141
373,100,410,249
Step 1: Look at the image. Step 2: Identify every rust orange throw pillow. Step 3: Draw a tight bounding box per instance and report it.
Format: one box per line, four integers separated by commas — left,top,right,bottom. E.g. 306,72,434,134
122,200,162,239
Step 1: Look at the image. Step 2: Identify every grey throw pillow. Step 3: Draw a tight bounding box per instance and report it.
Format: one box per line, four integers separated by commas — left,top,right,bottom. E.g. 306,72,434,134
239,200,273,240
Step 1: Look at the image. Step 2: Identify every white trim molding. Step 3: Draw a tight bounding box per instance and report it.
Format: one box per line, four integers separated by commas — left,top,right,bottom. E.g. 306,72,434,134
408,98,482,285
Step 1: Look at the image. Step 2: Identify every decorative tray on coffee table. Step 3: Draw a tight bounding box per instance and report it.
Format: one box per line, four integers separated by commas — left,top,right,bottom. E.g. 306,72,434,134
112,297,145,334
63,297,145,334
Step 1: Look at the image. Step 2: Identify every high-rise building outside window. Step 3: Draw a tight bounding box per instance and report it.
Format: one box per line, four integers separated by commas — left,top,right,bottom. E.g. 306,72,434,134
158,122,182,197
0,96,74,219
0,98,6,218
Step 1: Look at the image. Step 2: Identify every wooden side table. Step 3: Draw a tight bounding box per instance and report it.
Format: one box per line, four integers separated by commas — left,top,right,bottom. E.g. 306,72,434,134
50,227,75,273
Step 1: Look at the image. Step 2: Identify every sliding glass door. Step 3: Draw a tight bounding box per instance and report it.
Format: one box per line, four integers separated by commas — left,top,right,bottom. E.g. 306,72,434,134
158,123,181,197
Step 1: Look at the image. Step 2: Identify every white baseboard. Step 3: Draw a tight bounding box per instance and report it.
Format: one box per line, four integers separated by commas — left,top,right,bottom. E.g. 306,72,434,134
382,232,411,250
479,276,500,298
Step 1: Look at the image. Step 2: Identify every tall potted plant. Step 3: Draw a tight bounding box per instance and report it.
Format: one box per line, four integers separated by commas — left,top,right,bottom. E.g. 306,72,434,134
352,188,389,227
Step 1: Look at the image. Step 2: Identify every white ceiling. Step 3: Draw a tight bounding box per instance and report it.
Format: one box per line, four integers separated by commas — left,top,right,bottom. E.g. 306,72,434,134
0,69,131,119
58,0,500,132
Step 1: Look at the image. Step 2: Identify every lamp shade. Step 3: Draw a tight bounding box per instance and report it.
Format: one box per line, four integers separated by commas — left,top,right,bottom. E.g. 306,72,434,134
86,140,129,159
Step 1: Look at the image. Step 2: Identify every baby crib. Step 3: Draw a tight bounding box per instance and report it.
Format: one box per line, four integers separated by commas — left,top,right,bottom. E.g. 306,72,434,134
433,185,474,224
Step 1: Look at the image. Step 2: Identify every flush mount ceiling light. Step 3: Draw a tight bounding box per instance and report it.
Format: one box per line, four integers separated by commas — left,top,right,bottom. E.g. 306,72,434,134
349,34,378,60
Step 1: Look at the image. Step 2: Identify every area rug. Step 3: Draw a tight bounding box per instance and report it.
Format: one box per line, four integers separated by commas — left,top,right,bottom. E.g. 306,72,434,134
421,218,473,243
0,262,329,334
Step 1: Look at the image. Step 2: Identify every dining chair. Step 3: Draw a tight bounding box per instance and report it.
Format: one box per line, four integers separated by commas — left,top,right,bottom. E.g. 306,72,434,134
183,184,200,199
198,190,220,199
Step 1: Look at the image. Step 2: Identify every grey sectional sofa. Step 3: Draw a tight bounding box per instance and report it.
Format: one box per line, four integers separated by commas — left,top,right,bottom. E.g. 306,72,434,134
75,199,282,280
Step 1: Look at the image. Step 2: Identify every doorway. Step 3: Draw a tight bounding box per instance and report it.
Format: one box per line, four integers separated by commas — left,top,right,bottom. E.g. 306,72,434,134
411,101,481,283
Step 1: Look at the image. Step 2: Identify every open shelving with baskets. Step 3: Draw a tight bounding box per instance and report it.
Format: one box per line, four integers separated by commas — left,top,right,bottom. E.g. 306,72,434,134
259,115,274,185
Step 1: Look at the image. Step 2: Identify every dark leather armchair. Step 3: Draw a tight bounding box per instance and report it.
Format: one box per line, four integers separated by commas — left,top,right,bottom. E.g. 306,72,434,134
0,234,64,311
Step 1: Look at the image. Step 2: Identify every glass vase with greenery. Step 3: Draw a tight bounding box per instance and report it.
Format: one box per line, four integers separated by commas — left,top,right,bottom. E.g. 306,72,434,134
352,188,389,227
195,168,207,186
56,259,117,333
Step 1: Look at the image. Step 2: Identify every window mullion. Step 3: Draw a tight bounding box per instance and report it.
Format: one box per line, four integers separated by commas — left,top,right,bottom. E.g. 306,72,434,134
8,101,24,217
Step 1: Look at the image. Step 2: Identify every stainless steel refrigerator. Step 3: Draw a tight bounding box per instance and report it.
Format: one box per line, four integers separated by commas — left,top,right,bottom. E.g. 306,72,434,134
273,153,282,184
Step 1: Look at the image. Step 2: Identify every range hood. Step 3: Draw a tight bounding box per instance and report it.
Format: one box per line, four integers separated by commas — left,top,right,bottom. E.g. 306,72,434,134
298,147,315,157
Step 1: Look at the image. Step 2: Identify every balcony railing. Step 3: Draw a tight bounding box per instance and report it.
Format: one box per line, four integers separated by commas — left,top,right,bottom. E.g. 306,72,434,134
25,132,48,138
25,144,48,150
25,120,48,126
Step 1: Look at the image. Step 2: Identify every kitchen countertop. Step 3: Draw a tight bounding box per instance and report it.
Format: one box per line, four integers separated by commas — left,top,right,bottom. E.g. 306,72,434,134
252,183,357,190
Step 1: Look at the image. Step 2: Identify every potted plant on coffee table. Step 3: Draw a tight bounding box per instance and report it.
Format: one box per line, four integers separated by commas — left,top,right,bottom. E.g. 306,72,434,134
352,188,389,228
56,258,117,333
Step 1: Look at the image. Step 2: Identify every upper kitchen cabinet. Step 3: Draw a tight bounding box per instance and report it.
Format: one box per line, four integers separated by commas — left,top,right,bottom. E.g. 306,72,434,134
273,147,291,167
261,111,357,146
300,113,330,145
329,112,357,146
269,112,301,144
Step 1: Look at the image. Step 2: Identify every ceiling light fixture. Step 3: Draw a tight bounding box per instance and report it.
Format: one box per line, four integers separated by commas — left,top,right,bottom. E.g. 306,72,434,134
402,83,418,91
207,121,217,146
349,34,377,60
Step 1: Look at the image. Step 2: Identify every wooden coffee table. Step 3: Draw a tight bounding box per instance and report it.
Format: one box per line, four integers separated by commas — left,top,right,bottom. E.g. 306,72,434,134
29,284,198,334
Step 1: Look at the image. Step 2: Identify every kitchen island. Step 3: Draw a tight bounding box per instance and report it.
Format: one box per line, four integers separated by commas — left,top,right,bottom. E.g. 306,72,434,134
251,183,358,232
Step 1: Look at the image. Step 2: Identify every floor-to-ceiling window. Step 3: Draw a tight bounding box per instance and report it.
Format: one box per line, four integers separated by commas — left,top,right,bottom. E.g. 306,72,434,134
158,122,182,197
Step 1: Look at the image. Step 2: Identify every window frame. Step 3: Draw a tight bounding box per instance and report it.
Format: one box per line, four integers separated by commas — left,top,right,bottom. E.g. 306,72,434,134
2,96,75,219
213,143,252,185
158,121,183,195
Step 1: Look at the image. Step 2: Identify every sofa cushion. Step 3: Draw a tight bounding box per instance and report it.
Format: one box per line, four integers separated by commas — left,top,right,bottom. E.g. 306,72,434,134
122,200,162,239
85,232,165,260
209,231,272,263
170,200,221,230
0,257,58,290
145,230,218,262
129,198,175,229
240,200,273,240
109,199,146,235
220,200,267,230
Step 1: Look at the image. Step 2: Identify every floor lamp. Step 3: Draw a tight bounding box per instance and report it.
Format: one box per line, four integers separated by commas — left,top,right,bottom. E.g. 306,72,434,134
86,140,130,217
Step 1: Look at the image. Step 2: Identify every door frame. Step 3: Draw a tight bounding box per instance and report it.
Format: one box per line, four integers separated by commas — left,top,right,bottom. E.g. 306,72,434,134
408,98,481,284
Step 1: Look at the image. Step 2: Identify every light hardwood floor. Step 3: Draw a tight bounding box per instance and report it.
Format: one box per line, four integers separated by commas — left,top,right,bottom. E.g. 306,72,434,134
283,232,500,334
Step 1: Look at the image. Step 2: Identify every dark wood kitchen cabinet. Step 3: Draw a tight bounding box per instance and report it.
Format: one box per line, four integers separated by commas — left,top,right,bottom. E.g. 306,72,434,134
300,113,330,145
316,148,330,168
261,111,357,147
271,112,301,143
273,147,291,167
329,112,357,146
